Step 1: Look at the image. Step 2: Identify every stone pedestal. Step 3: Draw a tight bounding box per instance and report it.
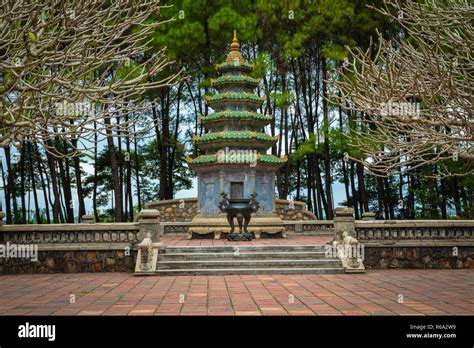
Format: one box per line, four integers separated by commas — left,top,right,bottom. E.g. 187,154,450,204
188,213,285,240
361,212,376,221
81,214,95,224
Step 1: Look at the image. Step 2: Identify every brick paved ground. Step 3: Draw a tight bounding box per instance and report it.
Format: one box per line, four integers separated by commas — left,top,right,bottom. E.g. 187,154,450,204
0,269,473,315
162,234,333,246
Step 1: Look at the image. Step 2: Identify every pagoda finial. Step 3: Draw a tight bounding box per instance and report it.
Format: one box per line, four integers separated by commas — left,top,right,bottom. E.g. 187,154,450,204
230,29,240,52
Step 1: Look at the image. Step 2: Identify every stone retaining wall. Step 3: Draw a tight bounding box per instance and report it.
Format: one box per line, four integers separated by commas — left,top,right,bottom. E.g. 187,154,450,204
363,246,474,269
146,197,317,222
146,198,198,222
351,217,474,269
0,250,135,274
0,223,140,274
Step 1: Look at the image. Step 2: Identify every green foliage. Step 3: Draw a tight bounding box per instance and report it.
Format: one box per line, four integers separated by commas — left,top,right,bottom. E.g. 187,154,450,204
270,91,294,109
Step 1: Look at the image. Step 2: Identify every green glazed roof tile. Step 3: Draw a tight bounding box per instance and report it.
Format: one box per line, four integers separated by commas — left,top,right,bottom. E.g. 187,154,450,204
206,92,264,103
216,61,253,71
194,131,277,144
212,75,260,87
186,154,287,166
201,111,271,122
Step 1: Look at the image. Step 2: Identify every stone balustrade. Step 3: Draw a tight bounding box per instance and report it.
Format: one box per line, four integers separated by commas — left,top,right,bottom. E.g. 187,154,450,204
283,220,333,234
355,220,474,246
0,223,140,250
0,210,160,274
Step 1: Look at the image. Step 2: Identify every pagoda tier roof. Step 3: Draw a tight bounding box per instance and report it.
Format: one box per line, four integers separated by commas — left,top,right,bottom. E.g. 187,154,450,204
206,92,264,107
194,131,277,144
200,111,272,124
215,60,253,73
194,131,278,151
186,154,287,167
211,75,260,88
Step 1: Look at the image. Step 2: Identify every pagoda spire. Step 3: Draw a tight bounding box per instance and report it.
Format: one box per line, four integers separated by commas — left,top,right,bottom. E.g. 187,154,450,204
227,30,242,61
230,30,240,52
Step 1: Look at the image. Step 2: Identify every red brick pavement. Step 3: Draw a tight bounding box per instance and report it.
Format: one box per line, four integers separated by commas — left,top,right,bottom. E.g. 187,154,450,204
0,269,473,316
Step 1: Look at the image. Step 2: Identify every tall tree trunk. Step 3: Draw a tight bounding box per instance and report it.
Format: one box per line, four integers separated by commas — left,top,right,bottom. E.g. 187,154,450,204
4,147,18,223
356,162,368,214
19,144,26,223
313,155,328,218
376,176,386,218
125,115,133,221
28,142,41,223
439,178,447,219
45,146,61,223
158,90,171,200
306,156,317,217
384,178,394,219
92,121,100,222
57,139,74,223
116,116,124,216
104,114,123,222
321,57,334,219
133,124,142,211
168,83,183,199
451,177,461,217
34,144,50,224
338,101,351,208
0,156,10,224
72,141,85,222
349,161,360,219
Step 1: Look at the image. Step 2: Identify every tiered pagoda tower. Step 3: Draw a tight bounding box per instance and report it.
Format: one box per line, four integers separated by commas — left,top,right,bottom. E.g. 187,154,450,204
187,31,287,239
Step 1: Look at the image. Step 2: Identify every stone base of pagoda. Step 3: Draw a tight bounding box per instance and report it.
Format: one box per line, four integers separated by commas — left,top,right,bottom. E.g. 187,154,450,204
187,213,286,240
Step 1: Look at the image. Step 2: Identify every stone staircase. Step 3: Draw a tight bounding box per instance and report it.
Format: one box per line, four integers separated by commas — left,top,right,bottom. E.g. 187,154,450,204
153,244,344,275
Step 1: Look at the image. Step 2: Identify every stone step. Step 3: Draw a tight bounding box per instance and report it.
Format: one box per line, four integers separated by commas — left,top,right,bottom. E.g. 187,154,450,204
164,244,328,254
150,243,344,276
154,267,345,276
157,258,341,269
159,251,328,260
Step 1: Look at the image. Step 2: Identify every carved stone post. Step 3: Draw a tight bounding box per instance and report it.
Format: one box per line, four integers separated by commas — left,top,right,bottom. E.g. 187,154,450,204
134,209,165,274
82,214,95,224
332,207,365,273
333,207,355,242
137,209,162,242
361,212,375,221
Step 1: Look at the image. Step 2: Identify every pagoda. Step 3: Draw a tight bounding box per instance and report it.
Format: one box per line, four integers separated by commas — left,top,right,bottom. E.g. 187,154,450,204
186,31,287,239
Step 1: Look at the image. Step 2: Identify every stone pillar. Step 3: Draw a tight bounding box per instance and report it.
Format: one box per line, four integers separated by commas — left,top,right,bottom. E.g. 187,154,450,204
248,169,256,196
271,176,277,214
361,212,376,221
137,209,162,243
219,170,225,195
333,207,355,242
81,214,95,224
